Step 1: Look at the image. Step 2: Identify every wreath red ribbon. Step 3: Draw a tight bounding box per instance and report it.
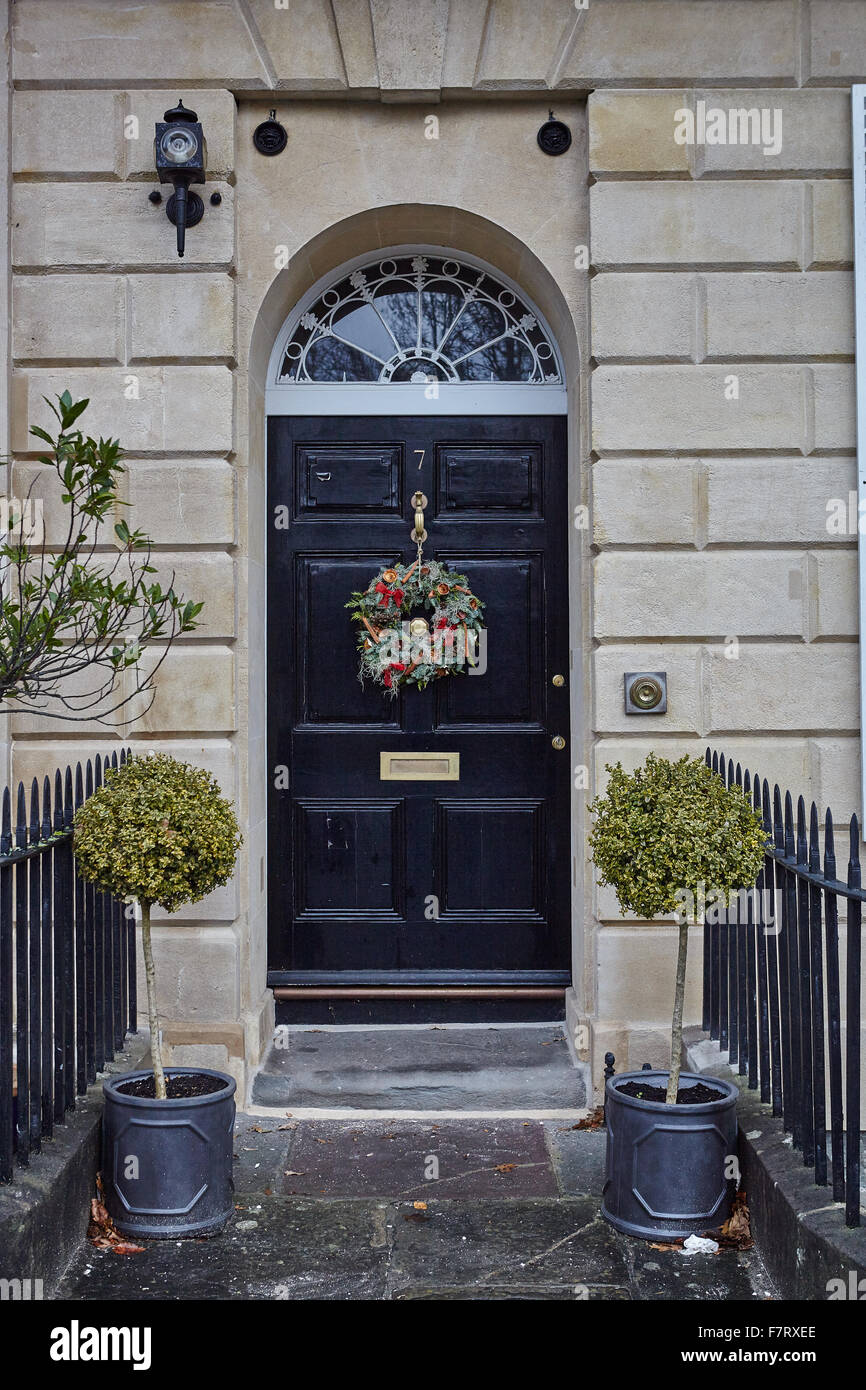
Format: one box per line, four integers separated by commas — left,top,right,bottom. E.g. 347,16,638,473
374,581,404,607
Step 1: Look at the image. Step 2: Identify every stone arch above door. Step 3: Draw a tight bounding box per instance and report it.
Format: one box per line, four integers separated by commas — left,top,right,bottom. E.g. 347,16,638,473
246,205,582,422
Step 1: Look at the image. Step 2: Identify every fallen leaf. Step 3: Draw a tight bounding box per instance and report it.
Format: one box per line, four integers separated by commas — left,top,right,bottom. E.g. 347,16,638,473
574,1106,606,1131
403,1212,429,1223
87,1177,145,1254
649,1240,684,1252
712,1191,753,1250
494,1163,516,1173
413,1201,427,1210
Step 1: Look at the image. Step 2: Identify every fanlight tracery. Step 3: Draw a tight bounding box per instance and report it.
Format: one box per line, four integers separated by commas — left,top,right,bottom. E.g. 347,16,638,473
277,254,562,386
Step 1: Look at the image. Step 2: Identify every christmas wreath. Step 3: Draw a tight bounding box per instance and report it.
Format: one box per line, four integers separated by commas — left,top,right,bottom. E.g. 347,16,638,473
346,557,485,693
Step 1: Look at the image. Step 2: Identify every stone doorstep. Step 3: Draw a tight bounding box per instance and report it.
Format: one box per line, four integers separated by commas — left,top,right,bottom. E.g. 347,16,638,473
683,1027,866,1300
0,1033,150,1295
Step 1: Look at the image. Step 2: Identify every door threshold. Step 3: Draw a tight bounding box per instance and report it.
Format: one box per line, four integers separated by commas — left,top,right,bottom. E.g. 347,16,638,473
274,987,564,999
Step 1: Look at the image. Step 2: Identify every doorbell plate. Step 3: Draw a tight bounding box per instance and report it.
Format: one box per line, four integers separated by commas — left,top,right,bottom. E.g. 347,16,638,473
624,671,667,715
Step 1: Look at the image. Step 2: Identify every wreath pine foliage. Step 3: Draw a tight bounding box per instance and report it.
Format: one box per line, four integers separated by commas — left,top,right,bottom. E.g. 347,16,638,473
346,557,485,693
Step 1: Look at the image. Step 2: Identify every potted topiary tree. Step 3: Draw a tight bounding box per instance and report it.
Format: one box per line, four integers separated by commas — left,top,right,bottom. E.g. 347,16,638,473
74,753,242,1239
588,753,766,1241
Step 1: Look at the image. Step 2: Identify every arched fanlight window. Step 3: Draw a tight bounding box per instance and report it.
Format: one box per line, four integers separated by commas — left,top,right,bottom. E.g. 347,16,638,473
276,253,563,386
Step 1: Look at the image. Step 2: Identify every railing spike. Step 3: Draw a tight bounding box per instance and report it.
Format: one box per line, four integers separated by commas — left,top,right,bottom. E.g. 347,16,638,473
849,814,860,885
784,789,794,857
16,782,26,847
809,802,820,873
824,808,836,879
29,778,40,842
796,795,807,865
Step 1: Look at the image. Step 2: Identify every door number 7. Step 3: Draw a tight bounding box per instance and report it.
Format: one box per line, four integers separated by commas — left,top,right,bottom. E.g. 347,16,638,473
414,449,425,470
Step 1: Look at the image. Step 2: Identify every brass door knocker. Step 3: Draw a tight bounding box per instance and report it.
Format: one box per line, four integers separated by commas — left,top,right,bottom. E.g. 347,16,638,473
410,491,428,544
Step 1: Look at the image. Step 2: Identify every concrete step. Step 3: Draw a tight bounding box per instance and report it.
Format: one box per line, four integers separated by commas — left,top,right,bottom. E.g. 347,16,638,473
249,1022,587,1116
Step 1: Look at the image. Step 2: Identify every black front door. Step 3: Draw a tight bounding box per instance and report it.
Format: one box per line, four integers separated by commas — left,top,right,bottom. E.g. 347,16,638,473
267,415,571,997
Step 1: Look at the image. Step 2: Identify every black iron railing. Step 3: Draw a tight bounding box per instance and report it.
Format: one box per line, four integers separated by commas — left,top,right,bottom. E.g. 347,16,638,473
705,749,862,1227
0,750,136,1183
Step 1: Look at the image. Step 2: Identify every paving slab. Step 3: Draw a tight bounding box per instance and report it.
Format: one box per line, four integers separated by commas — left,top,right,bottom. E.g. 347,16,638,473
57,1197,393,1302
387,1195,627,1294
544,1121,608,1194
251,1023,585,1112
628,1241,774,1303
278,1118,558,1199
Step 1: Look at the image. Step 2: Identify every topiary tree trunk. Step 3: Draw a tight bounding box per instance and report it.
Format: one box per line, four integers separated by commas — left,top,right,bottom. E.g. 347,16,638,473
666,916,690,1105
139,900,167,1100
666,902,705,1105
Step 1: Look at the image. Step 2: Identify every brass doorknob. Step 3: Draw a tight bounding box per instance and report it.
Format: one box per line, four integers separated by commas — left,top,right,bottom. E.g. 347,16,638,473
552,674,565,687
551,735,566,750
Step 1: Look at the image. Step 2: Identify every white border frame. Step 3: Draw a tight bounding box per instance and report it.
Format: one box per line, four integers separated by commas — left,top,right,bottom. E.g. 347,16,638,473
853,88,866,831
265,245,569,416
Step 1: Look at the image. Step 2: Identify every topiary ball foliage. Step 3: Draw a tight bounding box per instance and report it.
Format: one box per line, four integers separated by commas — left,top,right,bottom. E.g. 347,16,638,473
74,754,242,914
588,753,767,920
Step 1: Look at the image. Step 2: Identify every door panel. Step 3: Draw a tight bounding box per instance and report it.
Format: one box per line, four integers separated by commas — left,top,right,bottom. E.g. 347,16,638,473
267,415,571,992
296,445,403,516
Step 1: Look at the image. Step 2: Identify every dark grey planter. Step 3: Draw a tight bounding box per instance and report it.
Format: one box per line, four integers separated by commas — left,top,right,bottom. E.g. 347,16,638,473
601,1069,738,1241
101,1067,236,1239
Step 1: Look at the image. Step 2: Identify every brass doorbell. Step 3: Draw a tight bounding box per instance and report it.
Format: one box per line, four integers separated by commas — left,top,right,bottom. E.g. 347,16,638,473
624,672,667,714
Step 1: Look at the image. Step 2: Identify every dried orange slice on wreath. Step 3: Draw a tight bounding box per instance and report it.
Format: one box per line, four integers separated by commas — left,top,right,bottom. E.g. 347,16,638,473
346,558,485,693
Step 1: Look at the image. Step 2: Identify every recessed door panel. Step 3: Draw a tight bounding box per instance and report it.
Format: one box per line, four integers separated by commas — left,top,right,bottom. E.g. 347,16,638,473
435,800,545,918
294,800,405,919
436,444,541,517
434,554,542,728
297,555,403,727
296,444,402,517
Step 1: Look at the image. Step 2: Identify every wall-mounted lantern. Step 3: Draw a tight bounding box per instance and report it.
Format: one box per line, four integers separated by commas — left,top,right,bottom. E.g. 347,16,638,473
153,100,207,257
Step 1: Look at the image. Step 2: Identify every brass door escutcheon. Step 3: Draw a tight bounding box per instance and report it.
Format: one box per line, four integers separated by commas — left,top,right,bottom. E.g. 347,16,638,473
551,735,566,750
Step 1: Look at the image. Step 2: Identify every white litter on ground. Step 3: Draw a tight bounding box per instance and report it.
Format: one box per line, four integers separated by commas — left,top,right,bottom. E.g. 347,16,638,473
681,1234,719,1255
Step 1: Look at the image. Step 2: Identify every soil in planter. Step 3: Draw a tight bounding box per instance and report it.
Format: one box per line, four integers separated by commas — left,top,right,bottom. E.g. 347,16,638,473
617,1080,726,1104
116,1074,226,1100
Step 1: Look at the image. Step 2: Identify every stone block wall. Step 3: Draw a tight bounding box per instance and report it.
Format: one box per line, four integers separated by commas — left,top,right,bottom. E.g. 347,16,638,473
586,73,859,1069
6,75,250,1087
